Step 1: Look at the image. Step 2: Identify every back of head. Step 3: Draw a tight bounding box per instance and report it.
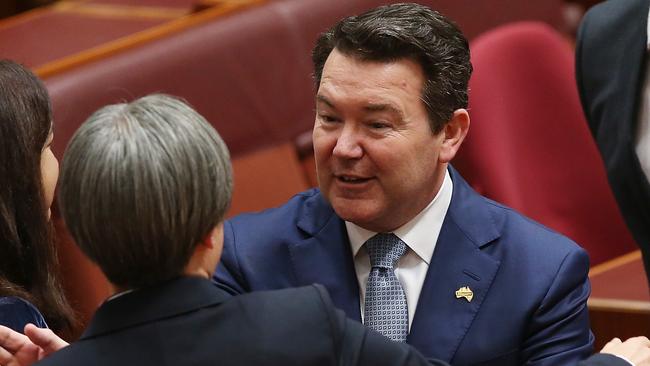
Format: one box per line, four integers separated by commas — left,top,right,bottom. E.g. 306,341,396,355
312,2,472,132
0,60,73,331
58,94,232,289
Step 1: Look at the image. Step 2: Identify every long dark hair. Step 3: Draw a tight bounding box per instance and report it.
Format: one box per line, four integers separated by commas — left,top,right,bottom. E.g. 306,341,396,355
0,60,74,332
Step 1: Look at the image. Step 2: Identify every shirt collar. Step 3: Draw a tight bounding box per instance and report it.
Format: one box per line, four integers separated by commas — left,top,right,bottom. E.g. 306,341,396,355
347,168,453,264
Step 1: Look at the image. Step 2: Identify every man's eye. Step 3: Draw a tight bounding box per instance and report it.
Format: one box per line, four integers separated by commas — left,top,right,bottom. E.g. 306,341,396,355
369,122,390,129
319,114,340,123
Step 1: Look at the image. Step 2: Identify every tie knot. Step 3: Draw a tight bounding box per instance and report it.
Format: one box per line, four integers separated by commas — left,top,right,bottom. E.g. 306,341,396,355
365,233,407,269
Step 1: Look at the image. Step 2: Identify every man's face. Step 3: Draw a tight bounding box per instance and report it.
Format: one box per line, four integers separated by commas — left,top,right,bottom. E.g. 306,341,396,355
313,49,448,232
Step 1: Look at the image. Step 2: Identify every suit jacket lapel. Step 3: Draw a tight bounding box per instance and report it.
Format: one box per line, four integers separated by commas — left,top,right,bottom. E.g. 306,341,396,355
407,167,501,362
288,192,361,321
81,277,231,340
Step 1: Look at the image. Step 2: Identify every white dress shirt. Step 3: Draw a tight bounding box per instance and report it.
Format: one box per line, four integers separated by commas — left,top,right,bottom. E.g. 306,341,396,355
346,169,453,330
634,8,650,184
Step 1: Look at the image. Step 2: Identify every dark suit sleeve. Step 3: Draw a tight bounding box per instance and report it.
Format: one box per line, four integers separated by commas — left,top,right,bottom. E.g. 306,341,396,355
312,285,448,366
575,5,593,131
213,220,248,295
522,249,594,365
578,353,633,366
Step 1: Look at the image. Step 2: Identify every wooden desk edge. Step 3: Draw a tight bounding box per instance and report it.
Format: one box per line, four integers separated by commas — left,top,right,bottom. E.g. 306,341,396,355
589,250,642,277
588,297,650,314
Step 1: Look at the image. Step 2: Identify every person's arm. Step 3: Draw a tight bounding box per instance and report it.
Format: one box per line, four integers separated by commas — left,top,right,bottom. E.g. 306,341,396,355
0,324,68,366
521,248,594,365
349,321,449,366
212,220,248,295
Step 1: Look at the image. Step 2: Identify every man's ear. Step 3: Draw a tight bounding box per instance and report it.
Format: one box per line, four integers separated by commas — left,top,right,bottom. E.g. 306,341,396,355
438,108,470,163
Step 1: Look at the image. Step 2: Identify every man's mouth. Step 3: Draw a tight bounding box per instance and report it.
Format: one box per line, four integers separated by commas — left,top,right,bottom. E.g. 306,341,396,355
336,175,372,184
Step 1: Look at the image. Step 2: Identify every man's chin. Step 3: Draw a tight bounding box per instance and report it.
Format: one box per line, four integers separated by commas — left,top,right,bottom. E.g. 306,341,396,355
330,200,383,229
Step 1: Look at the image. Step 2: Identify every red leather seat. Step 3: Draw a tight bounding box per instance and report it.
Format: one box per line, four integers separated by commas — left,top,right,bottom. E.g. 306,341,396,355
454,22,637,266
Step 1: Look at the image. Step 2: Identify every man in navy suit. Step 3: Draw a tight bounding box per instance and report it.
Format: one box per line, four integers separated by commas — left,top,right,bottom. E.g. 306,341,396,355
214,3,594,365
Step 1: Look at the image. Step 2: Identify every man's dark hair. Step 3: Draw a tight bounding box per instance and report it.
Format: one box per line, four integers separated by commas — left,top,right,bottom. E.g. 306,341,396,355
312,3,472,133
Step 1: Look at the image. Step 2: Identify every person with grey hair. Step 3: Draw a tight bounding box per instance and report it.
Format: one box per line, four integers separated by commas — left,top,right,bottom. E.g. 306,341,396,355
0,94,452,366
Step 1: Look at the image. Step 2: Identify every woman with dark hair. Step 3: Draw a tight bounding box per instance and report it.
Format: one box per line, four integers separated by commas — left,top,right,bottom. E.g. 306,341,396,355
0,60,74,334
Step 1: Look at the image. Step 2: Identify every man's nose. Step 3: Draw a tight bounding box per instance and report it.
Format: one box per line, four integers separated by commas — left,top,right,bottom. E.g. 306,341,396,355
332,125,363,159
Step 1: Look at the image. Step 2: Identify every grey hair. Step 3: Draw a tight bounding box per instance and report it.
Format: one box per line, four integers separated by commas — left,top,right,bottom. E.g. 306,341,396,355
58,94,232,289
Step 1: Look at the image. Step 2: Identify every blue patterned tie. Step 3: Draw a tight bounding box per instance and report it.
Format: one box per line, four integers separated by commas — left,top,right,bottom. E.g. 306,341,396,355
364,233,408,342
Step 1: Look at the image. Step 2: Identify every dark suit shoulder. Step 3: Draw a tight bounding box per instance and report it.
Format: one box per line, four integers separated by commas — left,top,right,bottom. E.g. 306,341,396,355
227,284,334,322
224,188,330,249
227,188,322,230
477,197,591,308
37,284,444,366
37,285,340,366
482,197,585,258
0,297,47,333
216,189,337,294
582,0,646,31
577,0,647,88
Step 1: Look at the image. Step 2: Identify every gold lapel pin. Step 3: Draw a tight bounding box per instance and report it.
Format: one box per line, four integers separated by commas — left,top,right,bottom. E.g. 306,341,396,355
455,286,474,302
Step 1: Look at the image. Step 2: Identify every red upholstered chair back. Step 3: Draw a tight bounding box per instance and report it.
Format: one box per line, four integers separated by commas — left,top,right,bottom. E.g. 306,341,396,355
454,22,637,266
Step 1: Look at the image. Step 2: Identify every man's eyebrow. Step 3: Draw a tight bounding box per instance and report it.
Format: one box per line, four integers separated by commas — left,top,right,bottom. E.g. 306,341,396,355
315,94,335,109
364,103,404,119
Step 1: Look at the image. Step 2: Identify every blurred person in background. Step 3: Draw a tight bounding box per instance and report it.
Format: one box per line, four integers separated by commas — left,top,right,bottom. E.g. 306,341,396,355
576,0,650,283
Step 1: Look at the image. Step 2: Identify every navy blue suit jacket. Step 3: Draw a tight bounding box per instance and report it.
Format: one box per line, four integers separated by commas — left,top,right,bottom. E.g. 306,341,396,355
215,168,593,365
